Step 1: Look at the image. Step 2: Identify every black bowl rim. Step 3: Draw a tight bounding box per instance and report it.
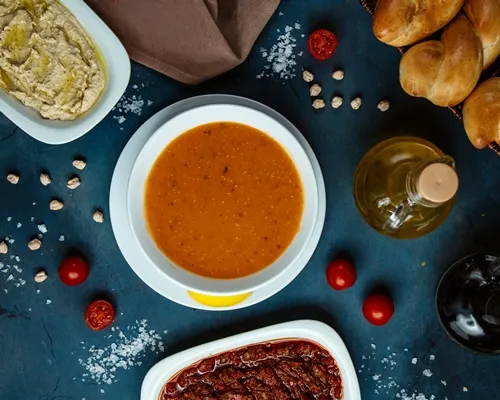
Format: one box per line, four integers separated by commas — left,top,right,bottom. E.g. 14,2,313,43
435,252,500,356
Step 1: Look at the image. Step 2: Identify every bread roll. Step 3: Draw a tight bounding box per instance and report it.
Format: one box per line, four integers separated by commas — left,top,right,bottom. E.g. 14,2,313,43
463,0,500,70
373,0,464,47
463,78,500,148
399,15,482,107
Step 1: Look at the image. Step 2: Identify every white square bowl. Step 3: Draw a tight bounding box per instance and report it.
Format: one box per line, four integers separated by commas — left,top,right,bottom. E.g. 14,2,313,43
0,0,131,145
141,320,361,400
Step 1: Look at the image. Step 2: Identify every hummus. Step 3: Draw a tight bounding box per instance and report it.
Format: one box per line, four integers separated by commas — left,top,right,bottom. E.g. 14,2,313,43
0,0,105,120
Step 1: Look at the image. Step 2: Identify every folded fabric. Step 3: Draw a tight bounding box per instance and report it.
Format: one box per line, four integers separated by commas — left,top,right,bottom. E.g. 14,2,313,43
86,0,280,84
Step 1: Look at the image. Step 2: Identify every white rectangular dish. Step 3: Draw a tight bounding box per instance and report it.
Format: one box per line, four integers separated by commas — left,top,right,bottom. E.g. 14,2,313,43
142,320,361,400
0,0,131,145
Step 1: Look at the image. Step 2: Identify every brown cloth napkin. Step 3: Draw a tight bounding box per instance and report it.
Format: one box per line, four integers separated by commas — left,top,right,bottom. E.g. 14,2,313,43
86,0,280,84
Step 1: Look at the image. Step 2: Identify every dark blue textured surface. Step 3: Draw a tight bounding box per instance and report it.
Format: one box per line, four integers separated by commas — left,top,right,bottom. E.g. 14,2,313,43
1,1,500,399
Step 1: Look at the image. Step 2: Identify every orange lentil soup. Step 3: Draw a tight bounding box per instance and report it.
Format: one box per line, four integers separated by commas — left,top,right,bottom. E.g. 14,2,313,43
144,122,304,279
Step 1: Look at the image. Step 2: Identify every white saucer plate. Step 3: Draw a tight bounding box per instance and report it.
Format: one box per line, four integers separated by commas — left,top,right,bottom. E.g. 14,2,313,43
109,95,326,311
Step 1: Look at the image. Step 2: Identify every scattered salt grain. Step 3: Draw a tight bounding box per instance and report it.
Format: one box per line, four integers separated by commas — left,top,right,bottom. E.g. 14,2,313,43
422,369,432,377
256,22,303,81
361,344,467,399
37,224,47,234
113,95,144,117
463,387,468,392
429,354,435,361
16,222,22,228
30,217,34,222
7,217,11,222
46,299,52,305
147,100,153,106
59,235,65,242
37,289,40,294
114,116,126,124
100,389,105,394
78,319,166,385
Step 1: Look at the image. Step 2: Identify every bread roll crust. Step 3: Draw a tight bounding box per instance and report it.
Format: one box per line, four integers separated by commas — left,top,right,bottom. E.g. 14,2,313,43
399,15,483,107
373,0,464,47
463,0,500,70
463,78,500,148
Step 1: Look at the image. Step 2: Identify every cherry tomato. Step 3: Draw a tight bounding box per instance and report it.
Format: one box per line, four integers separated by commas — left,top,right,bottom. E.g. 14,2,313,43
362,294,394,326
326,259,357,290
308,29,338,61
85,300,115,331
58,256,89,286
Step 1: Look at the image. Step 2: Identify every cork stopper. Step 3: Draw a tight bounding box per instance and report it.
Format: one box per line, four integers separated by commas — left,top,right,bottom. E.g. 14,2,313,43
417,163,458,203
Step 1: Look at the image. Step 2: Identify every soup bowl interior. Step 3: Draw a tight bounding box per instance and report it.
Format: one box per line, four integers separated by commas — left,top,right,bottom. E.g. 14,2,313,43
127,104,318,295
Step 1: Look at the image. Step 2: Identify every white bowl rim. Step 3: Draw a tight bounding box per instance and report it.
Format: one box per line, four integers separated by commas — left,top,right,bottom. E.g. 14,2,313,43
127,103,319,296
141,320,361,400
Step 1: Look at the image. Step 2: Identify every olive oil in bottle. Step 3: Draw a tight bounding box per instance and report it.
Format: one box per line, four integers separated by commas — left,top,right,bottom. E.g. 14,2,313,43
353,137,458,239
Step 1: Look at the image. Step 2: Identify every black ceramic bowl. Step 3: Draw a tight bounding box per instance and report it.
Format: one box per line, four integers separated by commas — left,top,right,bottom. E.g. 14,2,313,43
436,253,500,355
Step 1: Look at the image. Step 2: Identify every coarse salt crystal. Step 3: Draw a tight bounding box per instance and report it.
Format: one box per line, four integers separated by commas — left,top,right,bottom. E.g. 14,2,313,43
37,224,48,233
463,387,468,392
46,299,52,305
16,222,22,228
441,381,447,386
371,343,376,349
429,354,435,361
78,320,166,385
256,22,302,81
114,116,126,124
422,369,432,377
7,217,11,222
411,358,417,364
59,235,65,242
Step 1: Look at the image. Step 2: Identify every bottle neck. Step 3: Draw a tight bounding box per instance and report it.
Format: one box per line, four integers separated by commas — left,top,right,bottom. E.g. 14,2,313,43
406,156,457,207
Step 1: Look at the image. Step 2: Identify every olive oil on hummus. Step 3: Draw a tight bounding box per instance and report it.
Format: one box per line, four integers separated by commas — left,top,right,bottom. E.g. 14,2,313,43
0,0,106,120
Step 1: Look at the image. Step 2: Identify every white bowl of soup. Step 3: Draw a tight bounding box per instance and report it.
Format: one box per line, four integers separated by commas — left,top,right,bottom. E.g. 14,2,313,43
127,104,319,296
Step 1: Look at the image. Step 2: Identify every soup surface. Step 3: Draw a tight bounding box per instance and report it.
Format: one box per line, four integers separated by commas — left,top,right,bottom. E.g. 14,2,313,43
145,122,304,279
